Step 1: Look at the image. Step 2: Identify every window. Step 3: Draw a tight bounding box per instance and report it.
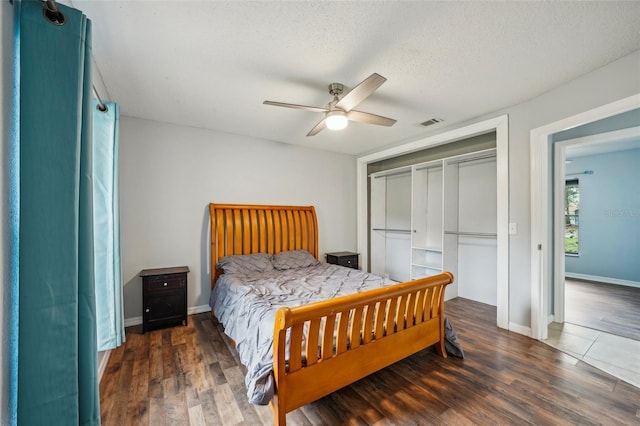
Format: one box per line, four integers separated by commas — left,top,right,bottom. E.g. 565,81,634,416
564,178,579,254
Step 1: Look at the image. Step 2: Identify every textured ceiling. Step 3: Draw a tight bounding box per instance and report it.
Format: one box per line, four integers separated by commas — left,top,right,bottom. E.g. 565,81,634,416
69,1,640,156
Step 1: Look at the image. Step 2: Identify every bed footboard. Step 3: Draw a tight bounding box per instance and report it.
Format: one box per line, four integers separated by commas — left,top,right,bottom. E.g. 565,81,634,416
270,272,454,426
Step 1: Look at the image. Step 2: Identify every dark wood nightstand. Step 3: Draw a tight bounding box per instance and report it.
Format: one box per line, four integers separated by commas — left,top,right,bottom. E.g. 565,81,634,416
140,266,189,333
325,251,359,270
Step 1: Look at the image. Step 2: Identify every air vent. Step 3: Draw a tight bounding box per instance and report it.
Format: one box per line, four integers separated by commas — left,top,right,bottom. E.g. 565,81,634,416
420,118,444,127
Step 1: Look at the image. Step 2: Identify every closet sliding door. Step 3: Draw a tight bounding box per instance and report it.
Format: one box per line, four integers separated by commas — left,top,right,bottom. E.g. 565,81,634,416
370,170,412,282
451,154,497,305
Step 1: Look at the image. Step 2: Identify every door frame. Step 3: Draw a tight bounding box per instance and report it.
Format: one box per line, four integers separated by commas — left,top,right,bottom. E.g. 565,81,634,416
356,115,510,330
529,94,640,340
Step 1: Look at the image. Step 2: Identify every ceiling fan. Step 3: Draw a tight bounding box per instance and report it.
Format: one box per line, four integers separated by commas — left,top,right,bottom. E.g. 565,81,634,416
264,73,397,136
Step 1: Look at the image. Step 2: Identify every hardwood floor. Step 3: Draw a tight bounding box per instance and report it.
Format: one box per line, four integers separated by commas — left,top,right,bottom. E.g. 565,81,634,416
100,298,640,425
565,278,640,341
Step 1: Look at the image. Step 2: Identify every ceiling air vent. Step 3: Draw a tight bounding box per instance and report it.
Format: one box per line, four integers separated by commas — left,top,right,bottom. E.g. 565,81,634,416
420,118,444,127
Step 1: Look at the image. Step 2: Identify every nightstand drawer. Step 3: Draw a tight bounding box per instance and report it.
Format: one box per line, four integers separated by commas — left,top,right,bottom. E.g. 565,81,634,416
337,256,357,268
144,275,185,291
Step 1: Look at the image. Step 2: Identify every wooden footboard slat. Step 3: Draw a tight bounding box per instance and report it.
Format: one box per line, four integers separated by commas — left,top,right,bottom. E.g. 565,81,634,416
395,294,407,331
305,319,321,366
414,290,426,325
362,303,375,344
321,316,335,360
349,306,364,349
405,292,416,327
385,298,397,335
289,324,304,372
374,301,385,340
336,311,350,354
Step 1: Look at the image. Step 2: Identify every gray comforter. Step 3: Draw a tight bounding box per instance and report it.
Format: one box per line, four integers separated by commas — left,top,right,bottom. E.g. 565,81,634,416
209,263,462,405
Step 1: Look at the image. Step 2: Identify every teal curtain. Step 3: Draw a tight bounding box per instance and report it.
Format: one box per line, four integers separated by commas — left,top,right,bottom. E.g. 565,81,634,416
16,0,100,424
93,99,124,351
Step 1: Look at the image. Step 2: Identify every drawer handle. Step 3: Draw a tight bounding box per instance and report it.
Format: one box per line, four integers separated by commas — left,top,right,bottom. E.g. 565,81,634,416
146,308,150,313
163,282,168,286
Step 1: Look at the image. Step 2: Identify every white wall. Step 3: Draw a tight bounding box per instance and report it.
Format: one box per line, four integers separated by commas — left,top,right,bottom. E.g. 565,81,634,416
119,117,357,322
1,1,13,423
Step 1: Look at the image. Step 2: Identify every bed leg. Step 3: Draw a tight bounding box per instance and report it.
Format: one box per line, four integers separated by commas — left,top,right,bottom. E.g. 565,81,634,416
435,338,448,358
270,396,286,426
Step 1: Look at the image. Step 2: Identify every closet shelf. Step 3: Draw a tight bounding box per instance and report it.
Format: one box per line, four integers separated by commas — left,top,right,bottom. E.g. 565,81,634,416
444,231,497,238
412,246,443,253
411,263,442,270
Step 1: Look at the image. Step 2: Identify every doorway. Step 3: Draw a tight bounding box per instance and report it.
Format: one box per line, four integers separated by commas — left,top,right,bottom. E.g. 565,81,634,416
530,94,640,340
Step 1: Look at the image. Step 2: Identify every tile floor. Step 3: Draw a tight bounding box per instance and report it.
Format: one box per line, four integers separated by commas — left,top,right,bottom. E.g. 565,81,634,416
544,322,640,389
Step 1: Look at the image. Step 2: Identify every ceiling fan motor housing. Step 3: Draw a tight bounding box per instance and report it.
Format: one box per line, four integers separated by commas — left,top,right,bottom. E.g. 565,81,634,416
328,83,344,97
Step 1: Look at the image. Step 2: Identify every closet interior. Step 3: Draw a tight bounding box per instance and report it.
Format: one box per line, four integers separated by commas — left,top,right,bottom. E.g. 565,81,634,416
369,146,497,305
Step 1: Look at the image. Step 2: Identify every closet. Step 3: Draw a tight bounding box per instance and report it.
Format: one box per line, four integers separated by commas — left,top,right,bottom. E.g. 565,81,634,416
370,148,497,304
370,169,412,282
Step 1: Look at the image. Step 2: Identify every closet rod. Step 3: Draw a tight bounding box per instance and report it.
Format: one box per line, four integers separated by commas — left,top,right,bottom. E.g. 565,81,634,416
372,228,412,234
370,168,412,179
444,231,497,238
446,153,496,165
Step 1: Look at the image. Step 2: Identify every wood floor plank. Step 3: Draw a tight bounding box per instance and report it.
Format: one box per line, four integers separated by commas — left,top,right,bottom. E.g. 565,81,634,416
188,404,207,426
196,389,223,426
565,278,640,340
101,298,640,425
212,383,244,425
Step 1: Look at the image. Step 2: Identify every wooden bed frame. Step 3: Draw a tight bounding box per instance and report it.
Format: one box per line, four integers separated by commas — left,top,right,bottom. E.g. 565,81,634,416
209,203,453,425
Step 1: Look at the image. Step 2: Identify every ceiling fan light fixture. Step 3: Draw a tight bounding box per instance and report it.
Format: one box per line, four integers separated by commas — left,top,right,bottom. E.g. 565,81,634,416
326,110,348,131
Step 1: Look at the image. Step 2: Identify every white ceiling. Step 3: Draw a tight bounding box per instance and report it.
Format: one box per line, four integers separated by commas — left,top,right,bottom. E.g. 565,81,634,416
69,1,640,156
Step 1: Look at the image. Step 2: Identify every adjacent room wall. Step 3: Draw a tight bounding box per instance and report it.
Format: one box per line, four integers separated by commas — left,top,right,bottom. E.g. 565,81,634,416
119,117,358,323
565,148,640,284
1,0,13,423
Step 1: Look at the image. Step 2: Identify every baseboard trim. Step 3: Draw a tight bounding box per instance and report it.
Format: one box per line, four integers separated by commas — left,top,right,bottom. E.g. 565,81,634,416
124,316,142,327
124,304,211,327
565,272,640,289
509,322,532,338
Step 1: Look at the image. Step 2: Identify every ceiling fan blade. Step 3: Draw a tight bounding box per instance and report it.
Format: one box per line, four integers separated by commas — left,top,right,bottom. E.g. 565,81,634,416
307,118,327,136
263,100,328,113
335,73,387,112
347,110,396,127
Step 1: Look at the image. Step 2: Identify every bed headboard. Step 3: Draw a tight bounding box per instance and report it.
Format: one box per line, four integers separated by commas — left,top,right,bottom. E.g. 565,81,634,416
209,203,319,287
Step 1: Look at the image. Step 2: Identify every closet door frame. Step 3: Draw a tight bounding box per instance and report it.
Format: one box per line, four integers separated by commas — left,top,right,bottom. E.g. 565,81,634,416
357,115,509,330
